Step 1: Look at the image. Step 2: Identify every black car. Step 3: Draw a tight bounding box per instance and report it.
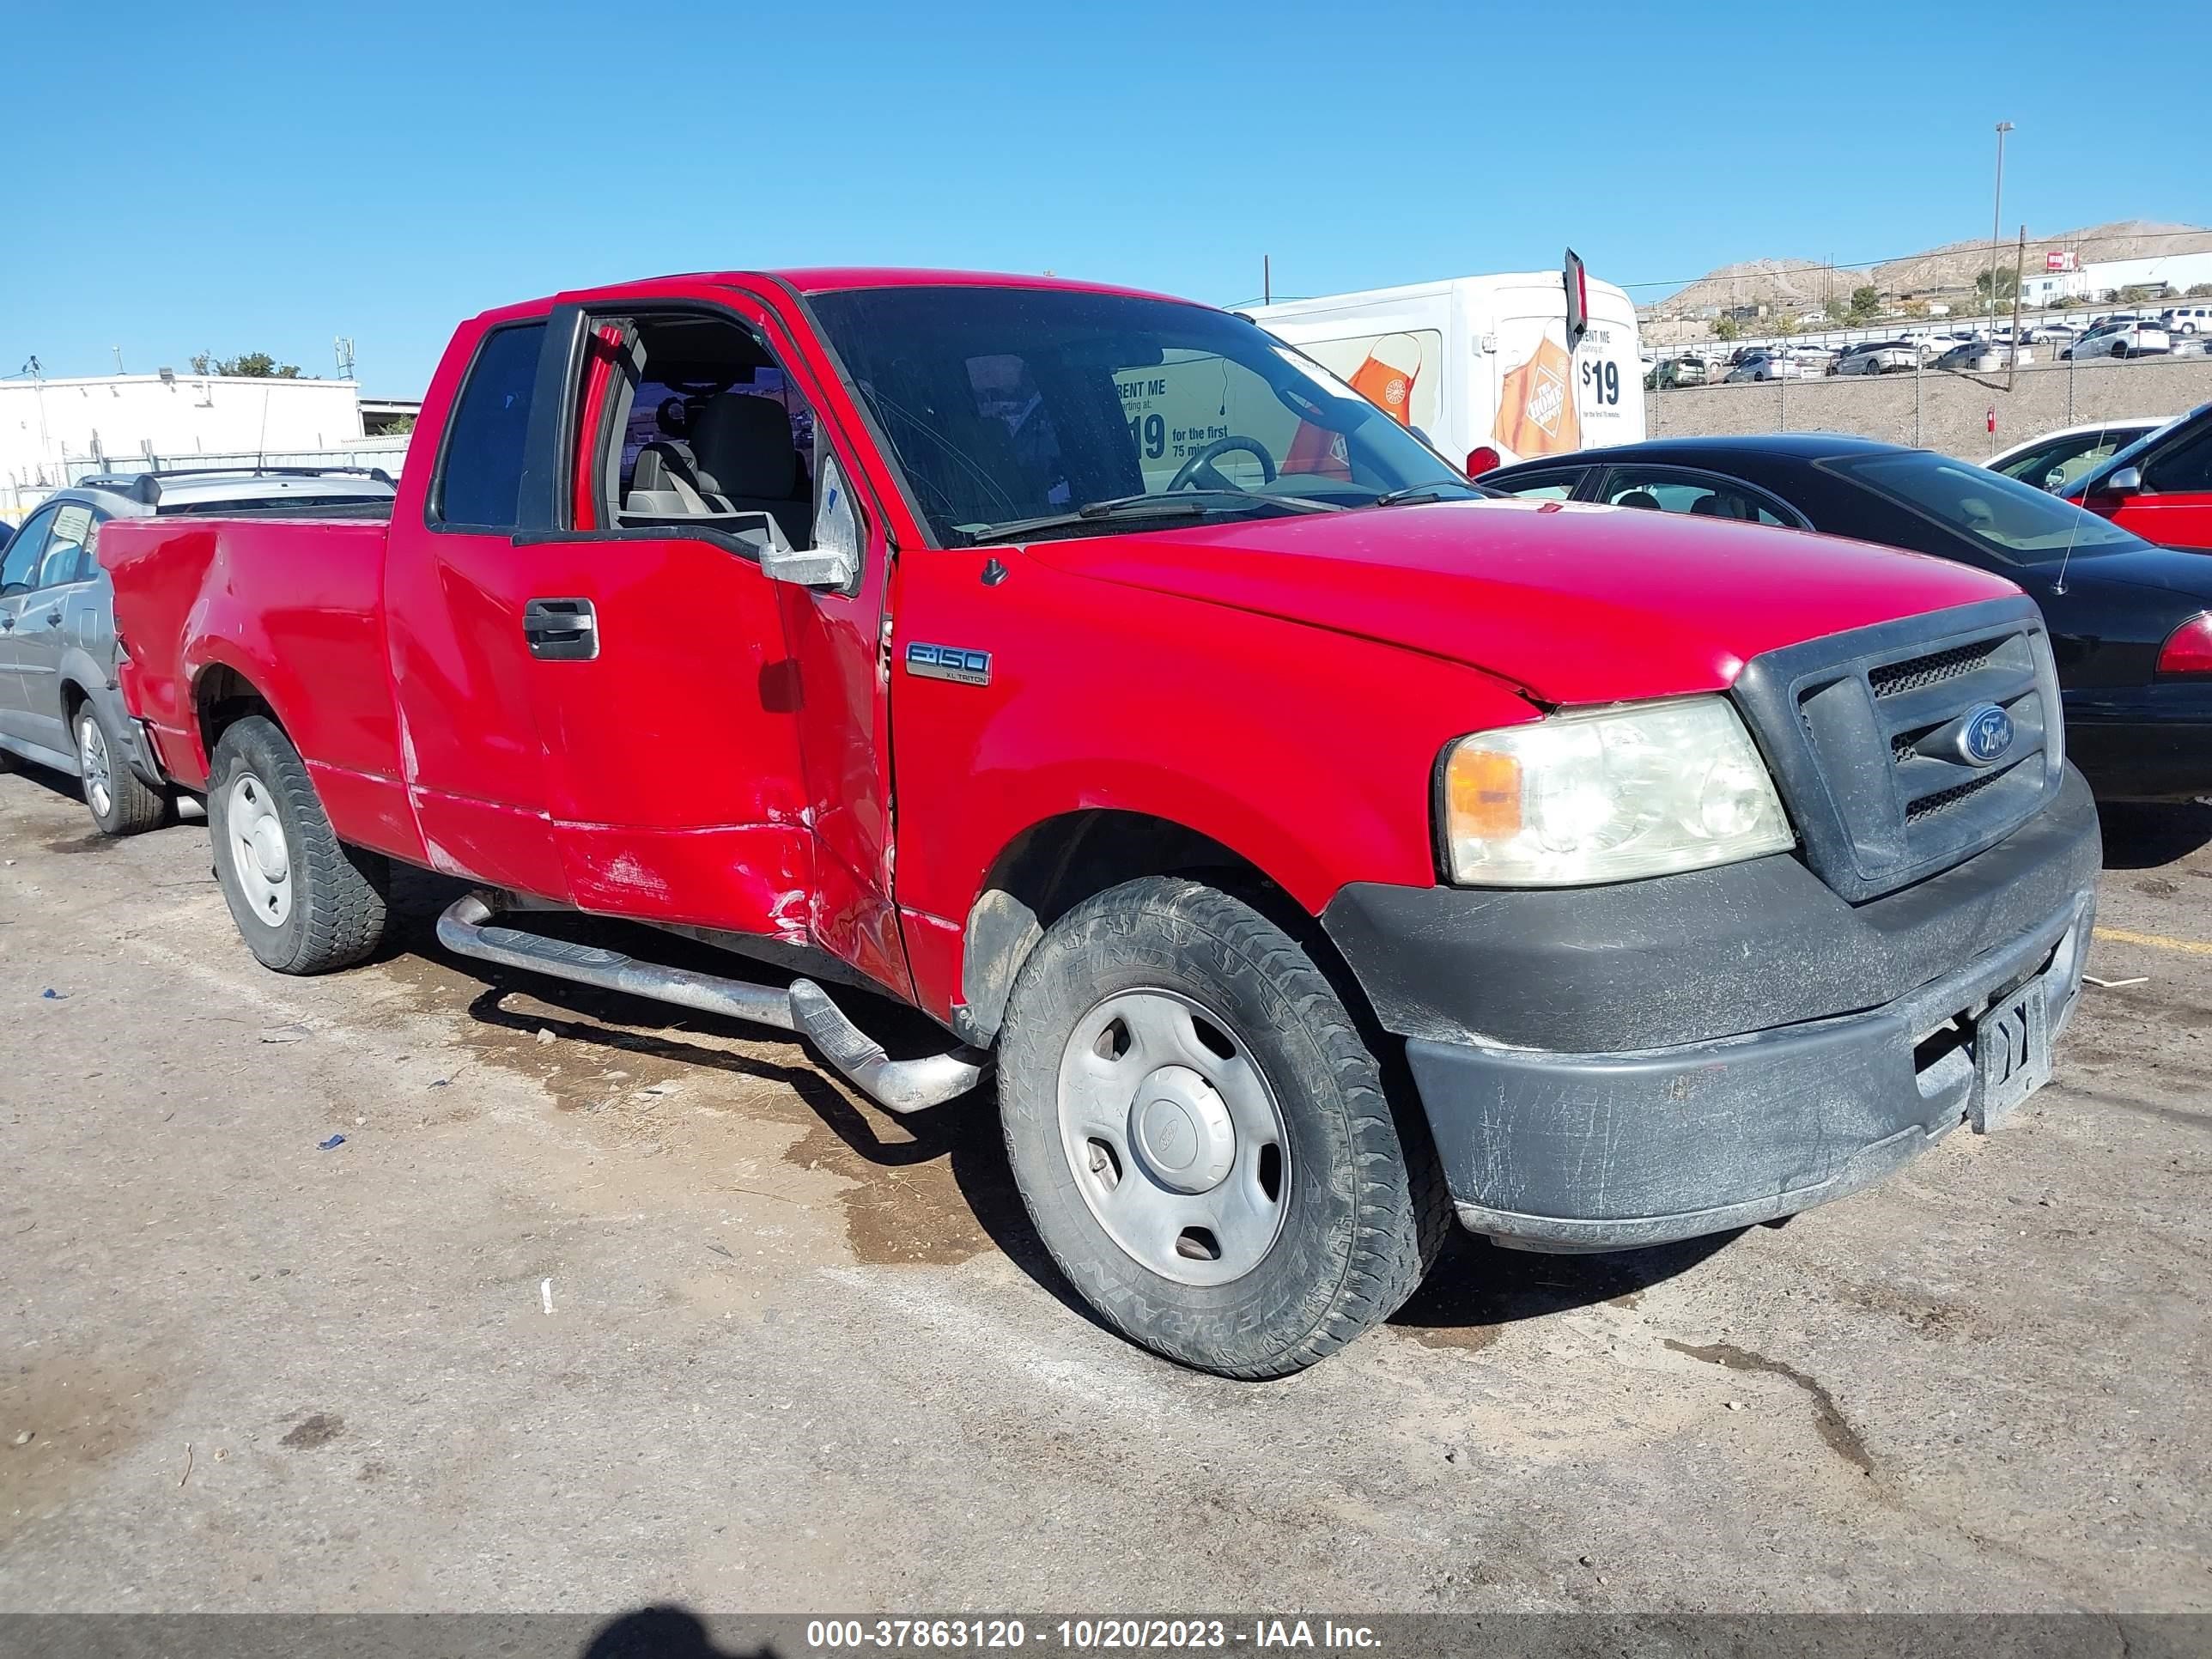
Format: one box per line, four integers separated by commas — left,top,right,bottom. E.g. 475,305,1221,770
1480,434,2212,801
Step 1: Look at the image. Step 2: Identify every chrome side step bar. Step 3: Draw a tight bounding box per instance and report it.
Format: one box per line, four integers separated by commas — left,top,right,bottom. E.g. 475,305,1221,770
435,892,987,1114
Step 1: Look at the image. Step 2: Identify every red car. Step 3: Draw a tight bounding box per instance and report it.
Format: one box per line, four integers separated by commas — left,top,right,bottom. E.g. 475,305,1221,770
100,270,2100,1376
2067,401,2212,550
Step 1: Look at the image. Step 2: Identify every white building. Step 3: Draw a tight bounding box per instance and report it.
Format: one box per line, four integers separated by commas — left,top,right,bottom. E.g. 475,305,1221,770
1,371,369,515
2020,250,2212,307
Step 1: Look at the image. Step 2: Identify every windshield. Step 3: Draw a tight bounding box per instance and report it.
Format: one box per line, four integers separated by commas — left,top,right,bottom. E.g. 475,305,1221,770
1830,450,2153,565
808,285,1468,544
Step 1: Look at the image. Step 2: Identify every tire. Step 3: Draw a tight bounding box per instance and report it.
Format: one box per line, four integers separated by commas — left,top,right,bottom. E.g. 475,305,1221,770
2112,343,2130,360
74,699,170,837
996,877,1449,1377
206,714,390,974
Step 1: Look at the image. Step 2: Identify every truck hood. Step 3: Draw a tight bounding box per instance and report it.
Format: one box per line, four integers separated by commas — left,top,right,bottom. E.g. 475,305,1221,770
1029,498,2018,703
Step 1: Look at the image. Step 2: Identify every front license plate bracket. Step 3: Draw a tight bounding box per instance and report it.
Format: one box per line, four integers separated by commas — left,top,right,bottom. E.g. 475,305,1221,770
1971,980,2052,1132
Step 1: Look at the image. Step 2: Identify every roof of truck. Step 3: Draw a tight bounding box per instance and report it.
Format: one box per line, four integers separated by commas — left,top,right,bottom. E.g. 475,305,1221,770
766,267,1187,303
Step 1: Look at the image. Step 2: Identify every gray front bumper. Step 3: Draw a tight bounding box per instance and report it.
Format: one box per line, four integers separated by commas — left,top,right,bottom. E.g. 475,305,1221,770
1405,890,2092,1252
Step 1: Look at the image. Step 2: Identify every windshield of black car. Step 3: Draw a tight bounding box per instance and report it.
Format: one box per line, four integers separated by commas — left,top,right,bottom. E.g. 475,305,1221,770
1830,450,2154,564
806,285,1466,544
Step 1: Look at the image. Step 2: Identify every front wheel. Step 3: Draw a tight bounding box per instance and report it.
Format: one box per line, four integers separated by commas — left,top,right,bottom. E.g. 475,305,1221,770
997,877,1447,1377
207,714,391,974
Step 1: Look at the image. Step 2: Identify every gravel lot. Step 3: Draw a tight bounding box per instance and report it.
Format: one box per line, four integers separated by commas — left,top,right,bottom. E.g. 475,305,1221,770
1,760,2207,1617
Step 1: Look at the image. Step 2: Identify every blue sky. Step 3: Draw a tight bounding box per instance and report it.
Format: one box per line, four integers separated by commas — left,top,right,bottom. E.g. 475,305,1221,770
4,0,2204,396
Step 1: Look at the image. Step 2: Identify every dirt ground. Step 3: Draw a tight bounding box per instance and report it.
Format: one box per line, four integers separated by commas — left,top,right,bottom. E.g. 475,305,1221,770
0,761,2206,1616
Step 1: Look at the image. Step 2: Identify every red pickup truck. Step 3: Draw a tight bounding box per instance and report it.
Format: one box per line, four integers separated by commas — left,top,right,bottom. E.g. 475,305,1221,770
102,270,2100,1376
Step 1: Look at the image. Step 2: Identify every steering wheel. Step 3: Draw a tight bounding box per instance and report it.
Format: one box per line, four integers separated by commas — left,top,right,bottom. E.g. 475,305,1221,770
1168,435,1277,494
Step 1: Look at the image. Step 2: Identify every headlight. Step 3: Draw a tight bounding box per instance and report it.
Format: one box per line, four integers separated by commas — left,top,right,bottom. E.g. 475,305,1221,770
1439,696,1793,886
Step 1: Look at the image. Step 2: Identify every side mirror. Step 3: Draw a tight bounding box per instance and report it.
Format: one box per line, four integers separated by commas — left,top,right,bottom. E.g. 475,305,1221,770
2106,466,2143,495
760,453,863,592
759,538,856,592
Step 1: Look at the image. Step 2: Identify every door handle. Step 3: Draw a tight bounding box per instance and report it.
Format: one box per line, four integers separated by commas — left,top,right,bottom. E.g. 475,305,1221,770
44,611,61,626
523,598,599,661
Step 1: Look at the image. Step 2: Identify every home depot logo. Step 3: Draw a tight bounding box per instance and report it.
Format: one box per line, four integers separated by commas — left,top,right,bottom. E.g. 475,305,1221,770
1524,363,1567,436
1382,375,1407,409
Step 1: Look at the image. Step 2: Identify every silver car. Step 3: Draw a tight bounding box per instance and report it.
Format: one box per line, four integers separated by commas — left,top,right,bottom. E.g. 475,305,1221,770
0,468,395,836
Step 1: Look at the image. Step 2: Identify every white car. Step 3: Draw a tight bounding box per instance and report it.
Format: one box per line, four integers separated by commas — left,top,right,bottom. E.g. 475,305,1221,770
2160,305,2211,335
2063,320,2172,361
1985,416,2172,491
1932,341,2034,371
1834,340,1918,375
1724,349,1820,382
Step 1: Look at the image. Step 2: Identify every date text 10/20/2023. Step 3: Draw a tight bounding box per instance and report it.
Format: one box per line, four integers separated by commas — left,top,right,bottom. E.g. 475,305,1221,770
805,1620,1382,1650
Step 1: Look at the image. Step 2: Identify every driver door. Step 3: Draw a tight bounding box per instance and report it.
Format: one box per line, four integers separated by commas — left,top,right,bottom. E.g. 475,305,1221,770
0,504,59,747
511,289,908,994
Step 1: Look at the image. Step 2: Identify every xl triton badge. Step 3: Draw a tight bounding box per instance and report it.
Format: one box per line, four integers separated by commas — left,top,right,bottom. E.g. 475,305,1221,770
1955,703,2015,767
906,642,993,687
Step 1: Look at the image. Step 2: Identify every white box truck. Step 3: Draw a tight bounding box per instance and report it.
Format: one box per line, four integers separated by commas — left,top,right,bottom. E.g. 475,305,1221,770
1249,269,1645,477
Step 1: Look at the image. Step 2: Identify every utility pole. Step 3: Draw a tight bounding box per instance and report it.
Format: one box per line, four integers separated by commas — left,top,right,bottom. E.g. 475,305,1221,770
2008,225,2026,392
1989,121,2014,343
112,345,125,374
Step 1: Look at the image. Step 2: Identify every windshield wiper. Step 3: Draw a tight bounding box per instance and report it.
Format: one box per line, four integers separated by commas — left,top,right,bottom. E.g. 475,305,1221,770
959,489,1339,544
1370,478,1490,507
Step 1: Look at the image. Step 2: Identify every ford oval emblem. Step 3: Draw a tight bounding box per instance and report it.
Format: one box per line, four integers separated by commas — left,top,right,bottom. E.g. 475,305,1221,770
1958,703,2014,767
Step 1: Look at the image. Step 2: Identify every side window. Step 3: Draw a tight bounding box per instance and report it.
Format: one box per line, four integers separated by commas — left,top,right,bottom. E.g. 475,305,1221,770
2145,423,2212,494
434,321,547,529
1,505,58,593
1495,470,1583,501
33,503,95,589
1601,469,1803,527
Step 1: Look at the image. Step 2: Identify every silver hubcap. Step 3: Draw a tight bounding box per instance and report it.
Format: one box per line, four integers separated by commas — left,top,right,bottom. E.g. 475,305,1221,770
224,771,293,927
76,715,112,819
1056,989,1289,1286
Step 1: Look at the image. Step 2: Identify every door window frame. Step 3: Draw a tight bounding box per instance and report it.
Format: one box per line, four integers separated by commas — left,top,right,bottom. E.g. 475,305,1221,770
1589,463,1811,529
526,295,881,601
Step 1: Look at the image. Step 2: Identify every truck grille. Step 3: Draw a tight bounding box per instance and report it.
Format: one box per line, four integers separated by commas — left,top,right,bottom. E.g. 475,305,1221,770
1730,598,2063,903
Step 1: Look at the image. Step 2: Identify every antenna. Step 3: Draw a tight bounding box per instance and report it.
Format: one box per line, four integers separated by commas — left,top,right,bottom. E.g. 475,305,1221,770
2051,495,2087,596
335,336,356,381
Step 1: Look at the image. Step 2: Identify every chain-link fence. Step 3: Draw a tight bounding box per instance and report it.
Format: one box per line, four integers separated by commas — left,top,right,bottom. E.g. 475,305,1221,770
1647,352,2212,460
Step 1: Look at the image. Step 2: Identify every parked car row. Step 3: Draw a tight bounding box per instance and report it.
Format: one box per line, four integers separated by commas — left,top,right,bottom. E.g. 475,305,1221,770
1480,422,2212,803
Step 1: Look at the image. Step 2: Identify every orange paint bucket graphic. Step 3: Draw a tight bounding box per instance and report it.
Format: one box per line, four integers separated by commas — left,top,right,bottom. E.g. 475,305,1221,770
1495,333,1583,459
1346,334,1424,428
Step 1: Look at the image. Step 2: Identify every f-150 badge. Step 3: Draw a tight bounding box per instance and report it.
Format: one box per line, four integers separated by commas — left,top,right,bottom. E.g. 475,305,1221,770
906,642,992,686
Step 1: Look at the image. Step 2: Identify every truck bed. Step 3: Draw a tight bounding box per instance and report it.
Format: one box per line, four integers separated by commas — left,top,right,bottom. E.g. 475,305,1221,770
102,514,414,856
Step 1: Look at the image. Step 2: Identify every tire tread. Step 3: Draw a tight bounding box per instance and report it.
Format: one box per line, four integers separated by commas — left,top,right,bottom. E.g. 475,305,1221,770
1000,877,1446,1378
209,716,389,974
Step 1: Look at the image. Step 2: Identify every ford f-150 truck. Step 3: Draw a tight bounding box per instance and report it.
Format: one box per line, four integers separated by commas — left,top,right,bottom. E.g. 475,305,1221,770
101,269,2101,1377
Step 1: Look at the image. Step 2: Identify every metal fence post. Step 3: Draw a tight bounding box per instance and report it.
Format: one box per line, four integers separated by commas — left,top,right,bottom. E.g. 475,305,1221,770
1913,351,1923,447
2067,351,2075,424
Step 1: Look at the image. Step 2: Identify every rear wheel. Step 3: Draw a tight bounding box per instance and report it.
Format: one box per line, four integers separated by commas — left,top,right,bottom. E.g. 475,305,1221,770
207,715,390,974
75,700,170,837
997,877,1447,1377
